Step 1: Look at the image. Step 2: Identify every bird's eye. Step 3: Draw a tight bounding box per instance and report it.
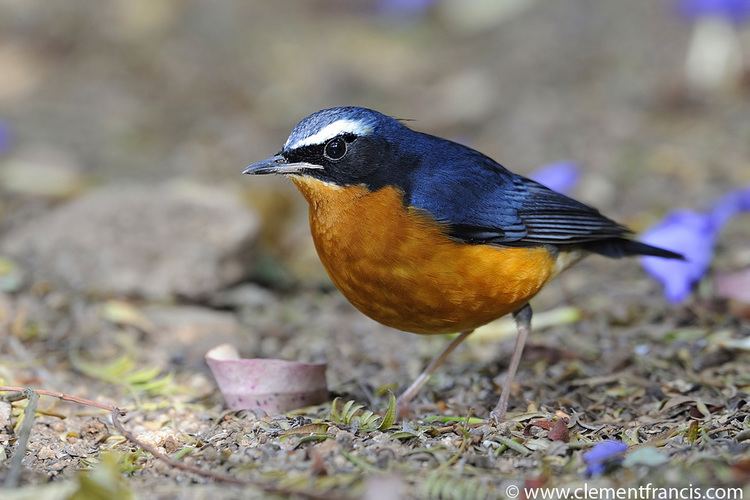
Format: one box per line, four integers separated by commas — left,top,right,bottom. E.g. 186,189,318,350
323,137,347,161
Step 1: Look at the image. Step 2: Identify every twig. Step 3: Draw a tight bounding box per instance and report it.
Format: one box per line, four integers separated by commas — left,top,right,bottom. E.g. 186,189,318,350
110,408,245,485
0,386,339,498
5,389,39,488
0,386,117,412
110,409,340,500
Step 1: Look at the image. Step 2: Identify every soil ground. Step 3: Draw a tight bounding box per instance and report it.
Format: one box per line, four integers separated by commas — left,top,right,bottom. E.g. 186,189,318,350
0,1,749,498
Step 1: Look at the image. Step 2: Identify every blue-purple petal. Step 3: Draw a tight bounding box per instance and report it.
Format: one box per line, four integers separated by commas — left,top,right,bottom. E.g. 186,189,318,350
676,0,750,23
377,0,436,18
710,187,750,228
640,210,717,303
640,185,750,303
0,120,12,154
583,440,628,476
530,162,580,195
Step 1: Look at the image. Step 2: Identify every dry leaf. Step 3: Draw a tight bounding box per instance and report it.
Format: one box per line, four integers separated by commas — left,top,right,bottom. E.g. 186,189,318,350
548,418,570,442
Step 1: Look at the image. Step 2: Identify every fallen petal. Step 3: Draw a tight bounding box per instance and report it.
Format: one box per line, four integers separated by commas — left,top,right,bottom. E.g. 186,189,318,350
583,440,628,476
530,162,580,195
206,344,328,414
640,210,717,303
676,0,750,24
378,0,436,18
0,121,11,154
710,186,750,229
641,186,750,303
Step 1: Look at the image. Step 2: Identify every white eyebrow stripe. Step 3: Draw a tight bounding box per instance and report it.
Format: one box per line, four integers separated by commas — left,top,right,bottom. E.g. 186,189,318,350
286,119,372,149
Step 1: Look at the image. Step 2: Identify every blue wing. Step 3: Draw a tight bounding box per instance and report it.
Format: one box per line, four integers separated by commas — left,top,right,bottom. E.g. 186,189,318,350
406,140,630,247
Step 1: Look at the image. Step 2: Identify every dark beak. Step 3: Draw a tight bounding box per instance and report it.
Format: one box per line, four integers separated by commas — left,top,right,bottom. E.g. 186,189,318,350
242,154,322,175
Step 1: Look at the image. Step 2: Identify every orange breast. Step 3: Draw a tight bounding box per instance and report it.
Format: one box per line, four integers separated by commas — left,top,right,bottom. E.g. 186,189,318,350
291,177,557,334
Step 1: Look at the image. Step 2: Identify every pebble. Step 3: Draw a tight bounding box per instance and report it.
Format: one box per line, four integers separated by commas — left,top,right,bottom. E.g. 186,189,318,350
1,183,260,300
37,445,57,460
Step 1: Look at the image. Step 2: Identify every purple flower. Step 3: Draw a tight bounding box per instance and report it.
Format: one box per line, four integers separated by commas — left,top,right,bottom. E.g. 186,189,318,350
710,187,750,228
530,162,580,195
583,440,628,476
641,211,717,303
377,0,436,18
0,121,11,154
641,187,750,303
677,0,750,24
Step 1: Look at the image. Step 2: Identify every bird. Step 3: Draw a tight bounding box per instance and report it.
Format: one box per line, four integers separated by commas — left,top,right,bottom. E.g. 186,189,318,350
243,106,683,422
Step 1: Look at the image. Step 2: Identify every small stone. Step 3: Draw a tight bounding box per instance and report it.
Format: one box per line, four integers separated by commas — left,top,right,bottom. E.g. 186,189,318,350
48,460,67,472
1,183,260,300
136,429,184,452
37,445,57,460
81,419,109,443
161,435,180,454
335,429,355,447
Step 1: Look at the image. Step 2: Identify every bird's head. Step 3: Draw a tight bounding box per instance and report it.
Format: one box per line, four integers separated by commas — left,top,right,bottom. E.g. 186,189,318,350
244,107,416,189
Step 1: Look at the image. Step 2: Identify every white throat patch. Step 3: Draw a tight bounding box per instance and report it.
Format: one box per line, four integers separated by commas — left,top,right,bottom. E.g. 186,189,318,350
286,119,372,149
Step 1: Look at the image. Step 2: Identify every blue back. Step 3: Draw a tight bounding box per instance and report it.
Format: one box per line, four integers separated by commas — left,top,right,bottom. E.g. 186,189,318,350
396,126,627,245
287,106,630,247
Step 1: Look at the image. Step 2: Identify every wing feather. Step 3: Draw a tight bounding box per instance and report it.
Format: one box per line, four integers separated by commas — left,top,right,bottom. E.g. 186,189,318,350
408,150,630,247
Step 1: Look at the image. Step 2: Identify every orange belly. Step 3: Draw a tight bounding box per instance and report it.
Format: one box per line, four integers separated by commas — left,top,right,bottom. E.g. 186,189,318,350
291,177,557,334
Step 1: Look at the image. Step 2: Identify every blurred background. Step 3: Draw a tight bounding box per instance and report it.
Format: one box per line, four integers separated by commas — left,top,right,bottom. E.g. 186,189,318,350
1,0,749,356
1,0,749,494
1,0,749,289
2,0,750,365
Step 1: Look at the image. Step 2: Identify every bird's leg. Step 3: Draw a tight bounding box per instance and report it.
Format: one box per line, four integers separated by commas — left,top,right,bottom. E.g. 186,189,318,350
397,330,473,417
490,304,532,424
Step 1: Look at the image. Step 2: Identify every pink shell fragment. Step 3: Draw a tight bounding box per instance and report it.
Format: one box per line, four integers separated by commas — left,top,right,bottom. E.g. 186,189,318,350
205,344,328,414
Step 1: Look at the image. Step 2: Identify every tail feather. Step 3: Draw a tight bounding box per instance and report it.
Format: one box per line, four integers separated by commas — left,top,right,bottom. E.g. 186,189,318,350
583,238,685,260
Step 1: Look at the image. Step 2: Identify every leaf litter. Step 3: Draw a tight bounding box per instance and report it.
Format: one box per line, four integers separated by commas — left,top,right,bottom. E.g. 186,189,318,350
1,282,748,498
